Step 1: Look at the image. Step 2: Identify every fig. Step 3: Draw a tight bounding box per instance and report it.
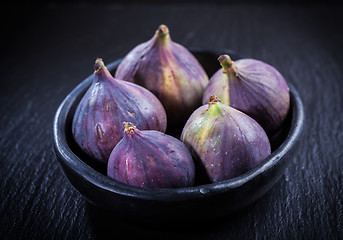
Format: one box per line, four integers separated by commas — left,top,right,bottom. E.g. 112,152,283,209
203,54,290,135
107,122,195,189
72,58,167,163
115,24,209,126
181,95,271,183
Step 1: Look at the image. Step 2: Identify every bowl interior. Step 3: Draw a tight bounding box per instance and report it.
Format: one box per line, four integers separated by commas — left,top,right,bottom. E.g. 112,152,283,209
54,49,303,202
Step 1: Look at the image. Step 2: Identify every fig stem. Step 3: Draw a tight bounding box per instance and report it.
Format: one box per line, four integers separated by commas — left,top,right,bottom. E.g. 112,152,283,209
208,95,221,105
206,95,223,115
93,58,113,80
218,55,234,74
123,122,137,134
156,24,170,39
94,58,106,73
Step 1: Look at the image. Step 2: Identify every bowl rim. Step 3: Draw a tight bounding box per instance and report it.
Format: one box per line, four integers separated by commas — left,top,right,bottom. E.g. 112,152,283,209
53,49,304,202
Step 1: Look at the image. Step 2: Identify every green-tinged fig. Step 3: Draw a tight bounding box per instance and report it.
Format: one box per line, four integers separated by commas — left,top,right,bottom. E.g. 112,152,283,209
115,24,209,126
107,122,195,189
181,95,271,183
203,54,290,135
72,58,167,163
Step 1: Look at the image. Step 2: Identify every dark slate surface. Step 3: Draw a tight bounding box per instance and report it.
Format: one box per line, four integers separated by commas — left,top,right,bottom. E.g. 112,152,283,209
1,3,342,239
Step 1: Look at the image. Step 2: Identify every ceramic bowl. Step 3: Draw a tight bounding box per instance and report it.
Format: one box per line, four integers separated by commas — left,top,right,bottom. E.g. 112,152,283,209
53,49,304,226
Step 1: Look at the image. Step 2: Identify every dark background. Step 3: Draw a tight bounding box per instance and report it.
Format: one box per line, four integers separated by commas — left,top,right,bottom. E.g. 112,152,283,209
1,1,342,239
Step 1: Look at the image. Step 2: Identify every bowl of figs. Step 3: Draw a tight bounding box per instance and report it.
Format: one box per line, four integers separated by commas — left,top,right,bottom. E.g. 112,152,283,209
53,25,304,226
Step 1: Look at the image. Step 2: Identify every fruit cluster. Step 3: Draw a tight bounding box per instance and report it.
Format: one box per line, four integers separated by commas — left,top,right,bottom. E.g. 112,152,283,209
72,24,290,189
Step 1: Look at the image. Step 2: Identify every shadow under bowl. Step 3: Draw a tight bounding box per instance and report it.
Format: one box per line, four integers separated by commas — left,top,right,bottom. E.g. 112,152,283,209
53,49,304,227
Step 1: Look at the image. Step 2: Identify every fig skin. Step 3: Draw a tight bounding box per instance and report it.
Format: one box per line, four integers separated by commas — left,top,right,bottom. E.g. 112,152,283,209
115,24,209,126
72,59,167,163
107,122,195,189
181,96,271,183
203,55,290,135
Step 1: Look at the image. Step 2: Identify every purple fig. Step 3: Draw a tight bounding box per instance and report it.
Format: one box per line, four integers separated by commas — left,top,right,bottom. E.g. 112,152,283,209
115,24,209,126
107,122,195,189
72,58,167,163
181,95,271,183
203,54,290,135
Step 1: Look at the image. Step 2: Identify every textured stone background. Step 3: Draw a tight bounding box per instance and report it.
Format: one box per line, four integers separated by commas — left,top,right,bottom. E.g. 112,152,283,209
1,3,342,239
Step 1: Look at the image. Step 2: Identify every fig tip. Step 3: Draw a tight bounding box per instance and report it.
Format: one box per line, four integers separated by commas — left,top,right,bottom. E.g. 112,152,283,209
218,54,231,62
157,24,170,38
94,58,106,73
123,122,137,134
208,95,221,105
206,95,224,116
218,54,233,73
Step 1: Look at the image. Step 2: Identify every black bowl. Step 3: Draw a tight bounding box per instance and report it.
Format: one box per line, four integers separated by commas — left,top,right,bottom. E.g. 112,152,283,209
53,49,304,226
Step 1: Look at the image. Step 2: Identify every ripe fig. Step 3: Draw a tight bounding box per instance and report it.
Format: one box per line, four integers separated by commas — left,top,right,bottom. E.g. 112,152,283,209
181,95,271,183
115,24,209,126
203,54,290,135
107,122,195,189
72,58,167,163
